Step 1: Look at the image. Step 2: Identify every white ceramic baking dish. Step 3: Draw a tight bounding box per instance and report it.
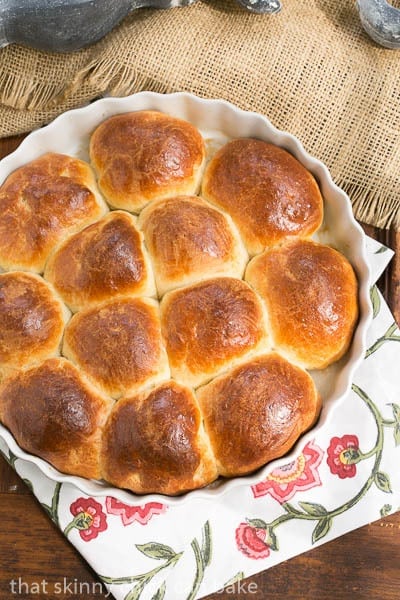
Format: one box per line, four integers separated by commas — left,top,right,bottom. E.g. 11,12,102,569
0,92,372,505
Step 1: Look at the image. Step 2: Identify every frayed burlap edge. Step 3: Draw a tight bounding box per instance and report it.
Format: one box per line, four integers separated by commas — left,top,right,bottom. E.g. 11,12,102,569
342,183,400,230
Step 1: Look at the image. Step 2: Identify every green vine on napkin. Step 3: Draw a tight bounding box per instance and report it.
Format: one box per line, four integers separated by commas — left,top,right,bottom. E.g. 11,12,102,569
41,482,62,528
99,520,212,600
236,384,397,558
365,321,400,358
186,520,212,600
100,542,182,600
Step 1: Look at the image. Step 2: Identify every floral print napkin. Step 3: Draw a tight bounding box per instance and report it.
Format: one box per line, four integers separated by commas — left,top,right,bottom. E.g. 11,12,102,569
1,237,399,600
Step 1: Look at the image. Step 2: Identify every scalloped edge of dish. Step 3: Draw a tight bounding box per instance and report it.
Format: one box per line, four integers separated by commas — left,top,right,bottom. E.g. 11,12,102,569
0,91,373,506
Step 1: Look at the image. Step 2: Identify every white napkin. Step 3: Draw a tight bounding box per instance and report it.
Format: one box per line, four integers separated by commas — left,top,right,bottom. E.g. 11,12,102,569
1,237,399,600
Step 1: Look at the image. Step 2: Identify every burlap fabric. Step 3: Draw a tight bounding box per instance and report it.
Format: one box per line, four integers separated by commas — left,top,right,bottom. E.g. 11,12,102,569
0,0,399,228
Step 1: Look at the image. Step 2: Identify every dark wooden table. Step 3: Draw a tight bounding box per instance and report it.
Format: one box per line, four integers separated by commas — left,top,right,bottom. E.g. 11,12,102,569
0,135,399,600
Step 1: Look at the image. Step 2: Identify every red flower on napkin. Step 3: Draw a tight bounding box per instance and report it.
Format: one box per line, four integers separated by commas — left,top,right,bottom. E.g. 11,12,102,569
327,434,360,479
235,522,270,559
106,497,166,526
66,497,108,541
252,441,323,502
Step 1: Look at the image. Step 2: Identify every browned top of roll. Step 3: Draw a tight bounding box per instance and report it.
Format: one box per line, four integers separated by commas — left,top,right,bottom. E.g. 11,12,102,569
197,354,321,477
0,272,68,371
44,211,155,312
202,138,324,255
63,297,170,398
245,239,359,369
101,381,217,495
138,195,248,295
160,277,269,388
90,111,205,212
0,358,113,479
0,153,107,273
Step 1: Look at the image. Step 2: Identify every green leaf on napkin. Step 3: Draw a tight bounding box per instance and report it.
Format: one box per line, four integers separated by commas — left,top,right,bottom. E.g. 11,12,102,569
136,542,177,561
380,504,393,518
201,520,212,568
22,478,34,493
282,502,304,516
390,403,400,422
266,527,279,552
124,581,145,600
298,502,328,517
370,285,381,318
312,516,332,544
394,424,400,447
374,471,392,494
0,447,18,468
246,518,268,529
150,581,166,600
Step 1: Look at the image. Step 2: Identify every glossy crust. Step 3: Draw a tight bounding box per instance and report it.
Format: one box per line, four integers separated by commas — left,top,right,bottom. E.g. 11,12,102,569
197,354,321,477
202,138,324,255
160,277,269,388
138,195,248,296
101,381,218,495
0,358,113,479
90,111,206,212
0,272,69,372
0,153,108,273
246,239,359,369
44,211,156,312
63,297,170,398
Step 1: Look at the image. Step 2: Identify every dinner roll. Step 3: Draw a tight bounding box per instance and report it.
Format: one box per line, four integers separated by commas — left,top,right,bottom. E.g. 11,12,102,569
101,381,218,495
246,239,359,369
0,272,69,372
44,211,156,312
63,297,170,398
202,138,323,255
0,358,113,479
138,195,248,296
0,153,108,273
197,354,321,477
160,277,270,388
90,111,206,212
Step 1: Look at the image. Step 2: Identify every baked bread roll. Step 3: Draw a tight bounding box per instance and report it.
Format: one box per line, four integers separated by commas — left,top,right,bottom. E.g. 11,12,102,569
245,239,359,369
0,358,113,479
160,277,269,388
0,153,108,273
44,211,156,312
63,297,170,398
202,138,323,255
0,272,69,373
138,195,248,296
197,354,321,477
101,380,218,495
90,111,206,212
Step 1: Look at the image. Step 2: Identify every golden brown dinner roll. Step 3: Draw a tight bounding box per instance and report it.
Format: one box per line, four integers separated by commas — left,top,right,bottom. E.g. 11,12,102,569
44,211,156,312
197,354,321,477
202,138,324,255
63,297,170,398
0,272,69,372
101,380,218,495
138,195,248,296
90,110,206,212
160,277,270,388
0,153,108,273
246,239,359,369
0,358,113,479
